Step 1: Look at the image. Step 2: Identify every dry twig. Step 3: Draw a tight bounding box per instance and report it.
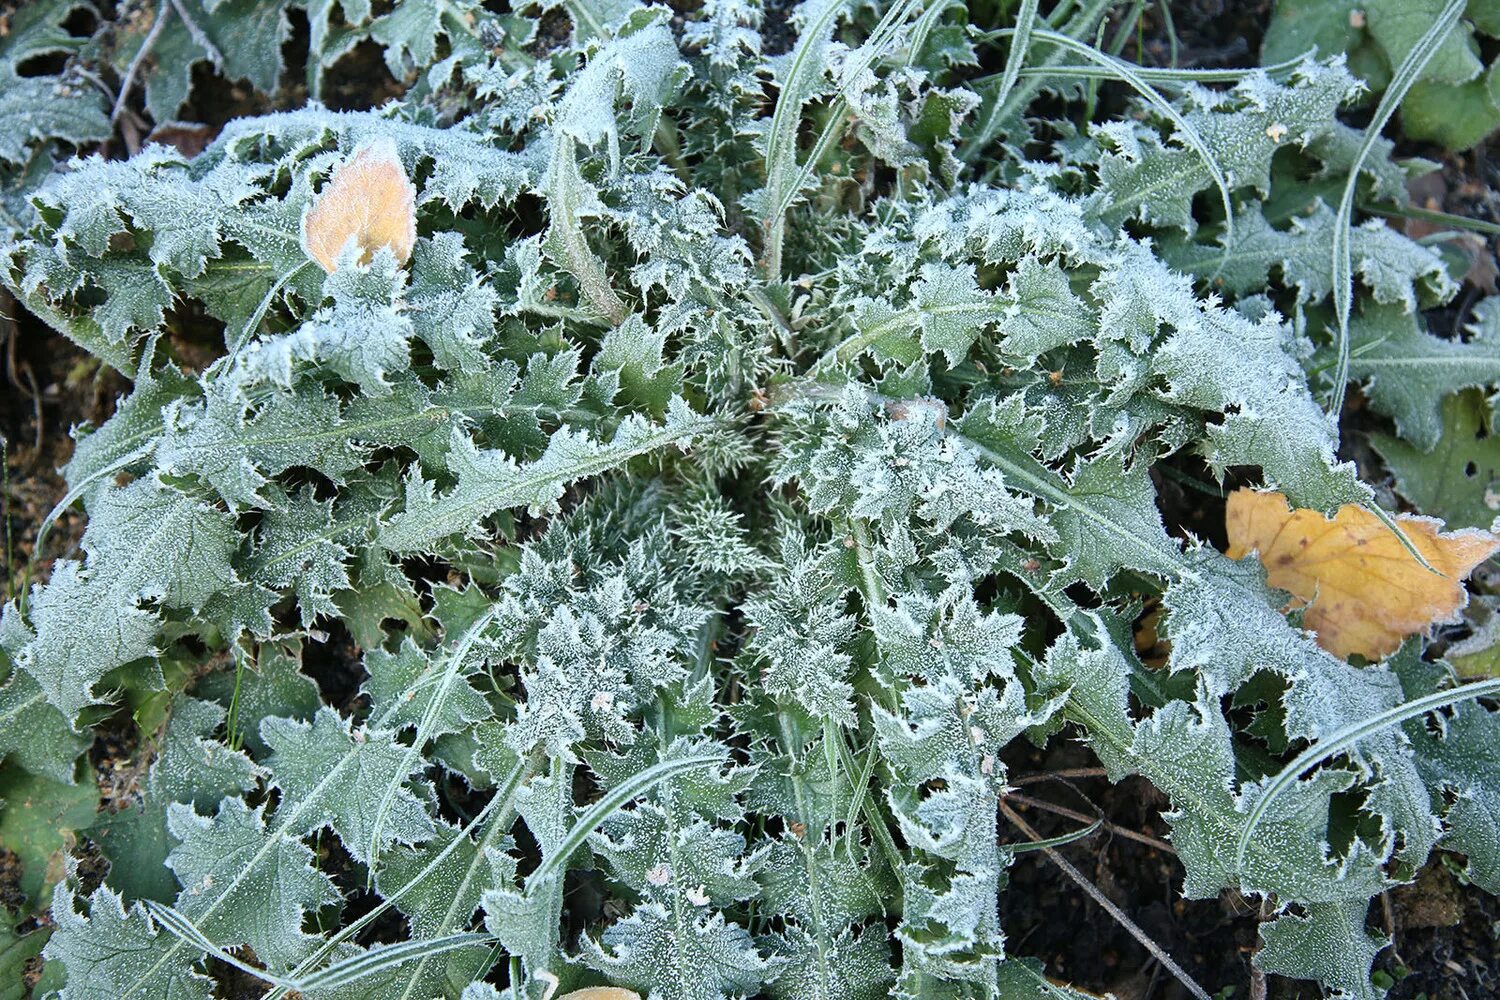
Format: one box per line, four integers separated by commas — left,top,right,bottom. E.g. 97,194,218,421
1000,798,1211,1000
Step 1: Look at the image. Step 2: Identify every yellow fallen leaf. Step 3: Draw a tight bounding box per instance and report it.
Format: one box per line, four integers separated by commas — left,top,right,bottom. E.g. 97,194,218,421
1225,488,1499,661
556,990,642,1000
301,139,416,273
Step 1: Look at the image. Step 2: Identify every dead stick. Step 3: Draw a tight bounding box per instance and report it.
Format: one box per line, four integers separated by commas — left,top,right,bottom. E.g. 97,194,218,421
1012,767,1110,785
168,0,224,67
1249,897,1271,1000
1006,791,1176,855
1000,798,1210,1000
112,1,173,123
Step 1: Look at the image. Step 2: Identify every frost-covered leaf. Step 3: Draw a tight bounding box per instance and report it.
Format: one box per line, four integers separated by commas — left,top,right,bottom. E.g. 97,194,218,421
1033,628,1396,903
360,636,493,738
91,697,259,906
10,6,1500,1000
195,642,321,756
407,233,499,374
1089,62,1359,232
165,797,341,970
741,536,858,725
262,707,436,863
1162,202,1454,310
122,0,297,123
1406,694,1500,893
380,400,712,552
764,925,893,1000
0,1,110,166
238,254,413,396
17,477,237,720
1255,900,1387,1000
44,885,213,1000
580,903,778,1000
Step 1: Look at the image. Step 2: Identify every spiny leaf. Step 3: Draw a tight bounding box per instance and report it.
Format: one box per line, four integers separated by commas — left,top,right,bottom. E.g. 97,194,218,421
379,399,713,552
262,707,436,864
17,476,237,721
43,885,214,1000
165,797,341,971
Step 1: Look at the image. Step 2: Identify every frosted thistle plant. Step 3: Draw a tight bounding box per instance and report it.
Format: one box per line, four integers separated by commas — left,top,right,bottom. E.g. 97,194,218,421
0,1,1498,999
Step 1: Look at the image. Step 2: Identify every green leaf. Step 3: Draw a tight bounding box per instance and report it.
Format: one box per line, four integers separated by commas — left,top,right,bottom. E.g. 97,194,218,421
127,0,297,123
262,707,436,864
1401,62,1500,150
1343,300,1500,451
195,642,322,756
0,670,88,786
0,763,99,908
165,797,341,971
91,698,259,906
1255,900,1387,1000
0,905,49,1000
1262,0,1368,68
43,885,214,1000
1366,0,1482,86
1374,389,1500,529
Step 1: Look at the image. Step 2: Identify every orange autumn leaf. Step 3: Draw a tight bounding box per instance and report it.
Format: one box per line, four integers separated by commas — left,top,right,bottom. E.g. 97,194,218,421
1225,488,1499,661
556,990,642,1000
301,139,416,273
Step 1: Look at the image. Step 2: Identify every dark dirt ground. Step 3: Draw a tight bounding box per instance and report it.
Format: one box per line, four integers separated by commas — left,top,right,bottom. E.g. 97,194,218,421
3,1,1500,998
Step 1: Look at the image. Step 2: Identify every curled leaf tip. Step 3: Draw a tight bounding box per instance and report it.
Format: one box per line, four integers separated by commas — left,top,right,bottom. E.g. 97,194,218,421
1225,488,1499,661
301,138,417,273
557,989,643,1000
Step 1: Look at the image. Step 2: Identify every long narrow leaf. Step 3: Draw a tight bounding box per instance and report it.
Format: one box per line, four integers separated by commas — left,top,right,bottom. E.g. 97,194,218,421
992,0,1040,113
261,749,541,1000
1327,0,1464,421
364,605,501,874
145,902,297,990
1234,677,1500,872
525,752,722,889
294,933,493,991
